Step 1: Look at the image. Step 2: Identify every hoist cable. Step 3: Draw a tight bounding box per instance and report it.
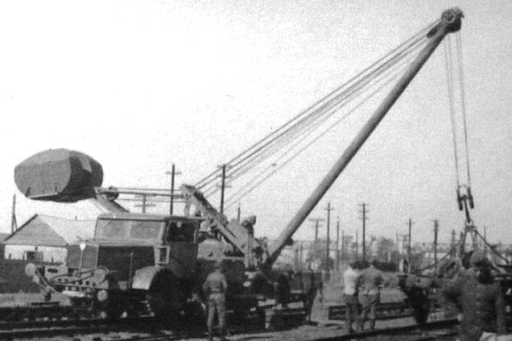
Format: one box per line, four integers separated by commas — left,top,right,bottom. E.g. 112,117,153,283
194,21,438,191
225,56,413,207
224,27,431,173
199,35,430,196
218,44,423,201
456,32,472,188
214,37,428,201
444,36,461,188
218,33,429,192
201,43,414,197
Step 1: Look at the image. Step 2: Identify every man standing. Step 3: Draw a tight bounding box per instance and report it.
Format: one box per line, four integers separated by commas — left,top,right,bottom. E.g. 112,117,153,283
301,262,317,322
440,250,509,341
203,260,228,341
342,261,361,334
358,260,383,331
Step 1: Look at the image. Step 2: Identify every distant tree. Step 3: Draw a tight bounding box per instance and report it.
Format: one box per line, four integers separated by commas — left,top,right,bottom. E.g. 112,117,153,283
307,239,334,270
375,237,397,262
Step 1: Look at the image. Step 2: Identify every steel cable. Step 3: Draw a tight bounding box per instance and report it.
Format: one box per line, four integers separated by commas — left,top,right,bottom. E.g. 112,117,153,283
194,21,438,193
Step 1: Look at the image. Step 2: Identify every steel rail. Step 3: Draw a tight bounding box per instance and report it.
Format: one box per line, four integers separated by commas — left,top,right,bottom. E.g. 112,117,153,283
306,319,458,341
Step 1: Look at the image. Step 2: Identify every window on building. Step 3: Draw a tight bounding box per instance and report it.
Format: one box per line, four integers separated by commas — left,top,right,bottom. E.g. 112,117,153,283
24,251,43,262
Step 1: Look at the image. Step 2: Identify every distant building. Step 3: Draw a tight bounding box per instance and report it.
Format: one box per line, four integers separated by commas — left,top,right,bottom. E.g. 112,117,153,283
0,232,9,257
3,214,95,263
0,233,8,287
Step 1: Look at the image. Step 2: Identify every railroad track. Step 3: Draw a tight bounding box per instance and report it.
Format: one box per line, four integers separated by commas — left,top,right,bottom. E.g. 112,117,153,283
311,319,458,341
0,299,457,341
1,313,458,341
0,305,281,340
0,316,161,340
327,301,430,321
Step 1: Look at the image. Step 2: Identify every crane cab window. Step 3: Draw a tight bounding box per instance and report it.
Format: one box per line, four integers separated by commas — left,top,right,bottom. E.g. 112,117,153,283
96,219,164,241
165,220,196,243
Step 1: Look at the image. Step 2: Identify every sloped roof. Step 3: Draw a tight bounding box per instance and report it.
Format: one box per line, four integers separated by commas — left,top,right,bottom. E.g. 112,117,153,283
0,233,9,242
4,214,95,247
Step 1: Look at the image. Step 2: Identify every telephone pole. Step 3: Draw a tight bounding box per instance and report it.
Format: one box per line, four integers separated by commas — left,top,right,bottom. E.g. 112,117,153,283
309,217,325,256
433,220,439,273
450,230,457,256
325,202,334,271
336,216,340,270
356,230,359,260
359,203,369,262
165,164,181,215
219,164,227,214
407,218,413,263
11,194,17,233
134,194,155,213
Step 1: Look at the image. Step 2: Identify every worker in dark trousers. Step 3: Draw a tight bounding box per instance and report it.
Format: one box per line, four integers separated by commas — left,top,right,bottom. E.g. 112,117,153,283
301,263,317,321
274,271,291,308
358,260,383,331
440,250,509,341
203,260,228,341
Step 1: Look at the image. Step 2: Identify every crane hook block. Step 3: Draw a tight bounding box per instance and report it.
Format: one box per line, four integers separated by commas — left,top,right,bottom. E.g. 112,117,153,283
467,187,475,209
457,190,464,211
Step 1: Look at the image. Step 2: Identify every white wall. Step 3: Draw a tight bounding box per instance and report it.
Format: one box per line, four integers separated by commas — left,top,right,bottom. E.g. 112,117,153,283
4,245,67,263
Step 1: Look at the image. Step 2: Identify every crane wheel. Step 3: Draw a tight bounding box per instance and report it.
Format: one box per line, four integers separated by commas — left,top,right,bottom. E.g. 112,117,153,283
148,271,183,325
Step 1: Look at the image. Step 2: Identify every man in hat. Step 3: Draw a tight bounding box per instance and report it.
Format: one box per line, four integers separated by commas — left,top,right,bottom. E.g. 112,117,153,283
203,260,228,341
440,250,509,341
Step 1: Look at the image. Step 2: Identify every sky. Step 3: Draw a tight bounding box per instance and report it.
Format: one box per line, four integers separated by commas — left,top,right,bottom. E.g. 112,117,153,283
1,0,512,249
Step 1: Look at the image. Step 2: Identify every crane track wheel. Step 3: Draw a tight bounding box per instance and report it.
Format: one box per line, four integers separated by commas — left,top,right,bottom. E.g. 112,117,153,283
148,271,184,325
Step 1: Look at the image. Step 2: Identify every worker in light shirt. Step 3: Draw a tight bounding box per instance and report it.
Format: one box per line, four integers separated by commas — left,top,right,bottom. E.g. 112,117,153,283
342,261,361,334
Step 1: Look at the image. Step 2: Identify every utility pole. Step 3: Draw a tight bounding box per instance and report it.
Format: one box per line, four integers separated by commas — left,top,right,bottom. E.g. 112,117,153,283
407,218,413,264
336,216,340,270
300,241,304,265
341,229,345,263
11,194,17,233
219,164,227,214
134,194,155,213
359,203,369,262
433,220,439,273
451,230,457,256
309,218,325,257
356,230,359,261
484,226,488,256
325,202,334,271
166,164,181,215
237,203,241,222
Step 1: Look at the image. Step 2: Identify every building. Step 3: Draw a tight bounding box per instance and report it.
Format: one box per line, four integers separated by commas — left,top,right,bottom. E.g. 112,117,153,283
3,214,95,263
0,232,8,258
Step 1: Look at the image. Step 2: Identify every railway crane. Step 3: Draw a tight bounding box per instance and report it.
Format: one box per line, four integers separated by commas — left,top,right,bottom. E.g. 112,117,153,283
17,8,468,325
